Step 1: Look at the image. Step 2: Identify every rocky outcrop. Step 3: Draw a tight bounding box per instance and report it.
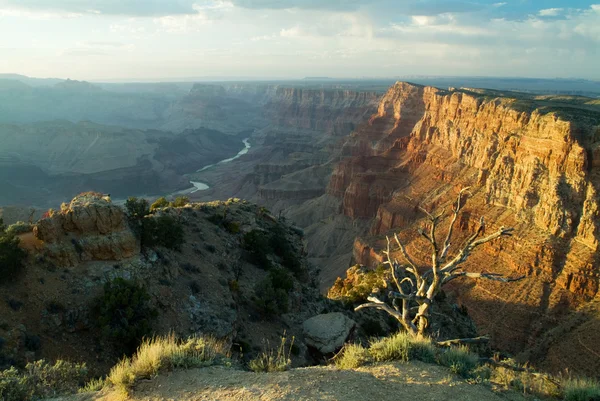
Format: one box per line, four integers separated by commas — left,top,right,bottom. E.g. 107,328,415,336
328,82,600,375
34,192,138,266
302,312,356,354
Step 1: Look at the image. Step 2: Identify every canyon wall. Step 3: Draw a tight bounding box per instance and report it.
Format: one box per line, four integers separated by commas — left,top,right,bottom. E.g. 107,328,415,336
329,82,600,375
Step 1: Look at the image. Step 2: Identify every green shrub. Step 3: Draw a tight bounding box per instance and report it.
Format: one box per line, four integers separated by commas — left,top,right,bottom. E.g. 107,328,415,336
268,267,293,291
369,332,411,362
0,360,88,401
437,345,479,378
270,225,303,275
563,377,600,401
78,377,105,393
243,230,273,269
0,220,27,283
150,197,170,212
224,221,241,234
125,197,150,219
253,278,289,316
328,264,390,304
141,215,185,251
248,335,294,373
5,222,32,236
335,344,371,369
92,278,158,355
173,196,189,208
369,332,436,364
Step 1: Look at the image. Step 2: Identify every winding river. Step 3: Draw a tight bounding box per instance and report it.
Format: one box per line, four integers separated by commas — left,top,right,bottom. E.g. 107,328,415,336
187,138,251,194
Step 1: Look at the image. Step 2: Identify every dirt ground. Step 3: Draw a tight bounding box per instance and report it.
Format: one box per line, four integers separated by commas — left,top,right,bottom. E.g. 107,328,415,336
60,361,526,401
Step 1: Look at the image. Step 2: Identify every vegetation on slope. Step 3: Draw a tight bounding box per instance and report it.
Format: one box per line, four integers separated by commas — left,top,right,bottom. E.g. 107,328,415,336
0,218,27,283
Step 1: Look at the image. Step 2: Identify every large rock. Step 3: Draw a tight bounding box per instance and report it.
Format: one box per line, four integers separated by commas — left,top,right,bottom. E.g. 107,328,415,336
33,192,138,266
302,312,356,354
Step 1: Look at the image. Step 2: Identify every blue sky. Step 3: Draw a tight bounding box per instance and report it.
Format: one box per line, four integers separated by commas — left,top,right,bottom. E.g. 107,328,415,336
0,0,599,81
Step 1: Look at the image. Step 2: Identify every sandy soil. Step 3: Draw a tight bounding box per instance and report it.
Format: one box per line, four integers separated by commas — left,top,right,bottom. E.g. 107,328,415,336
61,362,525,401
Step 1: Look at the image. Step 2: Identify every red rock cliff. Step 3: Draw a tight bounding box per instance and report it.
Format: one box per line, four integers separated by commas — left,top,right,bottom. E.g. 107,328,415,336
329,82,600,375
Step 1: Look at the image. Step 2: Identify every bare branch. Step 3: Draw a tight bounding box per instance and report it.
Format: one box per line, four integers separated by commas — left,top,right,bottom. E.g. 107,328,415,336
393,234,421,285
440,187,471,262
385,236,404,294
355,297,417,334
437,335,489,347
443,272,525,284
439,223,514,275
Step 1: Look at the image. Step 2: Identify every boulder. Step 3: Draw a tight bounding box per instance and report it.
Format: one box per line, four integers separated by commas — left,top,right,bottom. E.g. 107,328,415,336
33,192,138,266
302,312,356,354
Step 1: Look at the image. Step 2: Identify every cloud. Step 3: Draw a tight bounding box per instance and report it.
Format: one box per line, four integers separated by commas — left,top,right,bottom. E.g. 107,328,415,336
539,8,563,17
0,0,199,16
229,0,377,11
0,7,81,19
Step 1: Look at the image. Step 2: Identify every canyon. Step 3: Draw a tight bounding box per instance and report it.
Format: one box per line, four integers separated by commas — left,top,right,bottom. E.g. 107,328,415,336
187,82,600,376
1,75,600,378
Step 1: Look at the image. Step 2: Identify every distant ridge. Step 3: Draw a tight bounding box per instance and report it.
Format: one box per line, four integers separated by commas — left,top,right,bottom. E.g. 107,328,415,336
0,73,64,87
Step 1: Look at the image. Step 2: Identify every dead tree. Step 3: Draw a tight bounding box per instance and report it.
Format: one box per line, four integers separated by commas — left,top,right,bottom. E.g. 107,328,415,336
355,187,524,339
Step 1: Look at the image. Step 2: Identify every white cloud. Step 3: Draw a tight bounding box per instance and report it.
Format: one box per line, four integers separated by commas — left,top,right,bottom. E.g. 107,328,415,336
539,8,563,17
0,7,81,19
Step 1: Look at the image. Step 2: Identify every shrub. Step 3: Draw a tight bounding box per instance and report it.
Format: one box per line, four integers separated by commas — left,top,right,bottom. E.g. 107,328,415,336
41,209,56,219
224,221,240,234
268,267,293,292
0,360,88,401
92,278,158,355
335,344,370,370
125,197,150,219
369,332,411,362
5,222,32,236
107,335,227,396
243,230,272,269
23,335,41,352
173,196,189,208
253,278,289,316
248,335,294,373
0,220,27,283
141,215,185,251
369,332,436,364
78,377,105,393
437,345,479,378
270,225,303,275
328,264,390,304
491,362,561,397
150,197,170,212
563,377,600,401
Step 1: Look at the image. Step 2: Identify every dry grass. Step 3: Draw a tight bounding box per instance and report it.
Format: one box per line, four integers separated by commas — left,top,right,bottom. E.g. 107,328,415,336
562,377,600,401
248,335,294,373
107,334,228,396
334,344,370,370
437,345,479,378
369,332,437,364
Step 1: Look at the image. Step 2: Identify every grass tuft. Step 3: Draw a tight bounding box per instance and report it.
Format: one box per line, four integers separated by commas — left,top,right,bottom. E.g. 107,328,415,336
335,344,371,370
107,334,227,396
562,377,600,401
437,345,479,378
248,335,294,373
369,332,437,363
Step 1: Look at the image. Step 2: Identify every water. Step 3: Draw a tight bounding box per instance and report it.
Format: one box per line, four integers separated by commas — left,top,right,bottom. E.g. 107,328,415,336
185,138,251,193
196,138,251,173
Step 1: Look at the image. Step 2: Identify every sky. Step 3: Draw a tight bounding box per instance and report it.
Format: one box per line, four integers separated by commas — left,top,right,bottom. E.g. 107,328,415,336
0,0,599,81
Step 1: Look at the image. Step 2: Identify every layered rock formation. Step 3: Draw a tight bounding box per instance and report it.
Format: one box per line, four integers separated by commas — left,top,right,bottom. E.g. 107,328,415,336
328,82,600,375
34,192,138,266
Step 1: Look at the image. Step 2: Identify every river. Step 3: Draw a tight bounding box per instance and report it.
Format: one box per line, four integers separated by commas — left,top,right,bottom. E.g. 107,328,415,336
187,138,251,194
